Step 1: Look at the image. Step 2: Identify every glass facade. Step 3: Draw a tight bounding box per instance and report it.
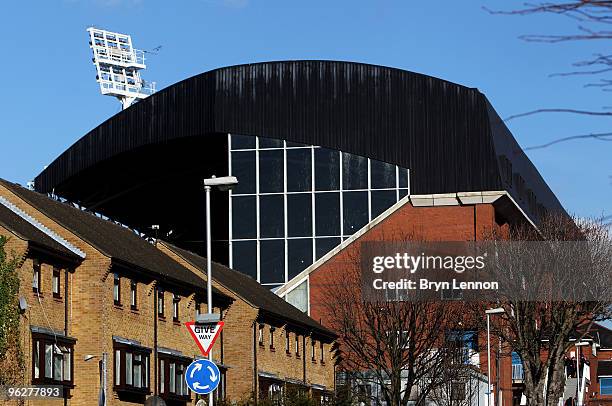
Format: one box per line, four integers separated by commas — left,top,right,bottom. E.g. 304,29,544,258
229,134,410,287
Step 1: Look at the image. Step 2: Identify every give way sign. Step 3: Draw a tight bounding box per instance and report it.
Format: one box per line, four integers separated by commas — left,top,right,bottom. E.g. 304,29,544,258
185,321,224,356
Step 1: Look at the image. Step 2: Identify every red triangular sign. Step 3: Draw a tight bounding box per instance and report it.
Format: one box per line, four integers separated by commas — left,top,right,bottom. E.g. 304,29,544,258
185,321,224,356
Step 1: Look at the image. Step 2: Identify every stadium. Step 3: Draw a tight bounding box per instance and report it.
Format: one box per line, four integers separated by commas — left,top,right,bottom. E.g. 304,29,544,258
34,60,565,288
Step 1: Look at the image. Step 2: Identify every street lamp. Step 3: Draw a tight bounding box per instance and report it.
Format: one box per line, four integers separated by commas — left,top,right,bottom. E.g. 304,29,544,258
203,175,238,406
485,307,505,406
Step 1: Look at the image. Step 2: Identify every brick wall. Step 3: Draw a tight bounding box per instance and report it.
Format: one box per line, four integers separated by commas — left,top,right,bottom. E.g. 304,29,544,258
308,201,512,405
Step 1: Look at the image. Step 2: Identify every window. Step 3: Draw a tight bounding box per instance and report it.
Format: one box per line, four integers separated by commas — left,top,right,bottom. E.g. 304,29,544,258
52,268,61,298
113,273,121,305
288,238,313,279
320,342,325,364
195,301,201,318
371,190,397,219
259,150,284,193
157,288,165,317
601,378,612,395
314,148,340,191
172,294,180,322
260,195,284,238
342,153,367,190
231,151,256,194
447,330,478,364
370,159,396,189
343,191,368,234
269,327,275,350
130,280,137,310
158,353,191,400
287,193,312,237
32,259,41,293
232,241,257,279
315,193,340,236
315,238,341,260
286,149,312,192
260,240,285,284
285,331,290,354
258,324,264,347
32,334,74,386
113,343,150,393
295,335,300,358
451,382,466,400
311,339,316,362
232,196,257,239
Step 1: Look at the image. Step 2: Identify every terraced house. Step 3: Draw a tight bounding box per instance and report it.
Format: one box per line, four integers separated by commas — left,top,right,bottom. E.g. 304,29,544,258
0,178,337,405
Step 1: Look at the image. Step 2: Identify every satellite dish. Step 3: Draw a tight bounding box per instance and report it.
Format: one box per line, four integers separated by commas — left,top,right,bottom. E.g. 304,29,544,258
19,297,28,312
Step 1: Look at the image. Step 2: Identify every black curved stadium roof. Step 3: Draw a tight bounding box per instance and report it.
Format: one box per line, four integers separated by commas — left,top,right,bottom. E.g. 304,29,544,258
35,60,565,226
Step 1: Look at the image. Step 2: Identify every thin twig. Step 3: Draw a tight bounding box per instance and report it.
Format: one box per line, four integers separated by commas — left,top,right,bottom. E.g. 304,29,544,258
523,132,612,151
505,109,612,121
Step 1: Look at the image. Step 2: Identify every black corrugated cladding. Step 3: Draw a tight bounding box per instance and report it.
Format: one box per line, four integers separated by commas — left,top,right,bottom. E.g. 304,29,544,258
35,60,562,216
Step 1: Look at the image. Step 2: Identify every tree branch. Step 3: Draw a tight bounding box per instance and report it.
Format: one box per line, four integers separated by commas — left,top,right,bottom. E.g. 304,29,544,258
504,108,612,121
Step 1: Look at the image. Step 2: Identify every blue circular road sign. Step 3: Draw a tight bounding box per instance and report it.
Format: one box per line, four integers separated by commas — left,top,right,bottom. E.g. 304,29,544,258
185,359,221,395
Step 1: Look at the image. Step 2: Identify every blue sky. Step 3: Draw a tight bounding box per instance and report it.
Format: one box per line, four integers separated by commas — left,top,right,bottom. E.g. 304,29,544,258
0,0,610,220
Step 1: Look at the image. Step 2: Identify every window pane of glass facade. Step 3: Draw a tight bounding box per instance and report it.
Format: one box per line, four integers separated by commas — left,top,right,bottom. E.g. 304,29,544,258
232,241,257,279
260,195,284,238
287,149,312,192
45,344,52,378
259,150,284,193
343,191,368,234
371,190,397,219
287,193,312,237
342,153,368,190
260,240,285,284
229,134,410,285
371,159,396,189
126,353,132,385
286,280,308,313
231,134,255,150
315,193,340,236
315,148,340,191
115,350,120,385
232,196,256,239
316,237,341,260
288,238,312,279
232,151,256,194
259,136,283,149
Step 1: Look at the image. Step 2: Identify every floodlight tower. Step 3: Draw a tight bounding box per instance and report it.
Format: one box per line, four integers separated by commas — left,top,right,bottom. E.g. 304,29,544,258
87,27,156,110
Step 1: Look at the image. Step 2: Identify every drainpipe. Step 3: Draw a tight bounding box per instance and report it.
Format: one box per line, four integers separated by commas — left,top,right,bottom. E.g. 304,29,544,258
253,321,258,405
303,334,307,384
154,285,158,395
64,268,69,406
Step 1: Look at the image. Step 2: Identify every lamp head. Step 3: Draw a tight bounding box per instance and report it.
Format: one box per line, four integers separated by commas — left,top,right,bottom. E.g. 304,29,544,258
203,176,239,191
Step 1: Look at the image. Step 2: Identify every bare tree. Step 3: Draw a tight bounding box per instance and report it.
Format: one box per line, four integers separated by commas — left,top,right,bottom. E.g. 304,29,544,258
486,1,612,151
477,214,612,405
320,245,468,406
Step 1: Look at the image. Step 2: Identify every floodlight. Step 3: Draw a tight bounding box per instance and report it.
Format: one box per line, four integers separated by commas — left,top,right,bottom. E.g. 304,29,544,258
87,27,156,110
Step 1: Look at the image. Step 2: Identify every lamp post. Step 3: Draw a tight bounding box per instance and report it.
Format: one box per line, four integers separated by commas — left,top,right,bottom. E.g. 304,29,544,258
575,341,589,406
485,307,505,406
203,175,238,406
